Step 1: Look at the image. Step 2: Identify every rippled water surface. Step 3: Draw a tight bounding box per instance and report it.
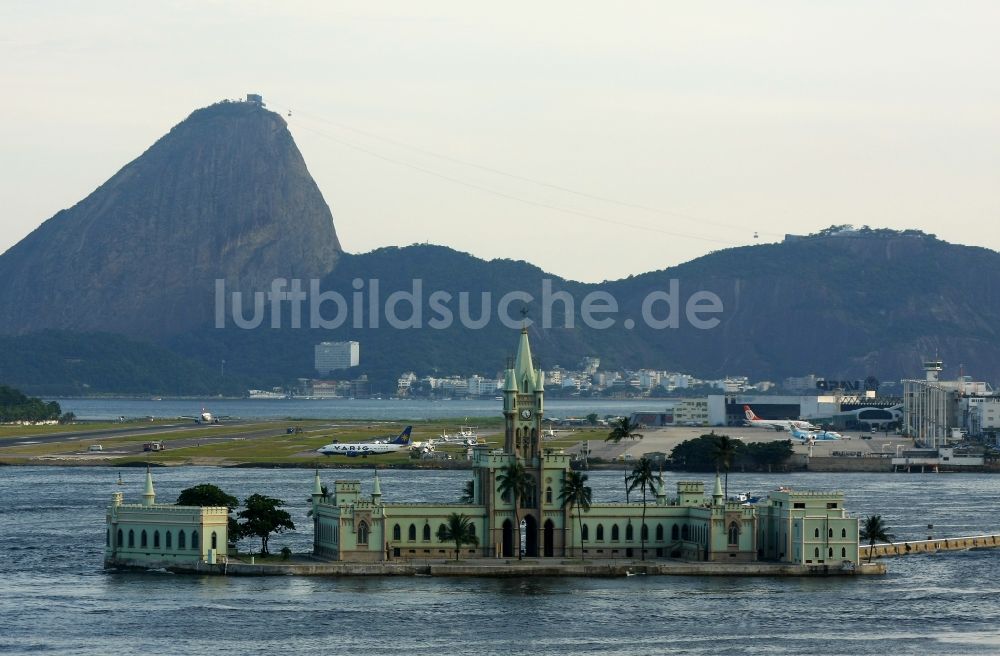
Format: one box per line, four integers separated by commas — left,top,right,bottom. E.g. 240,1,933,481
2,467,1000,655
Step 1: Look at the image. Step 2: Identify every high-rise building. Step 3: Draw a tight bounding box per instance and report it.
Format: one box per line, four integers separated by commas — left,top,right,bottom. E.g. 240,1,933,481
315,341,360,376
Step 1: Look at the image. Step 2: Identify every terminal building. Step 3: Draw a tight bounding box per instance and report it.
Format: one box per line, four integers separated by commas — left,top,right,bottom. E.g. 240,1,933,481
903,359,999,447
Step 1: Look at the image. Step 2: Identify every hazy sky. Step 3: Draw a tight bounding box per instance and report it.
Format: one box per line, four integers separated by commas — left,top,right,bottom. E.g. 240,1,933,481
2,2,999,282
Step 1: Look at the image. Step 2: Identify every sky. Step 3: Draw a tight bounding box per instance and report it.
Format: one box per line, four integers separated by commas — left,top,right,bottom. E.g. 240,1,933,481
2,1,999,282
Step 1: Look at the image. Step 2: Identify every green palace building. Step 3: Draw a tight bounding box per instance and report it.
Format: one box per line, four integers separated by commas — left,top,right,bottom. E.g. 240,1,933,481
312,328,861,567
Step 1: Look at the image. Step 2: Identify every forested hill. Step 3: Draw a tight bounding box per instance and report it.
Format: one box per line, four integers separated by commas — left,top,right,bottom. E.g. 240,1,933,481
0,385,61,422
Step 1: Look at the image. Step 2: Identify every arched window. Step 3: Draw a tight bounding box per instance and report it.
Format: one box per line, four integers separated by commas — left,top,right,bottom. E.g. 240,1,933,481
179,530,186,549
625,524,634,541
842,528,847,538
728,522,740,546
671,524,679,540
393,524,401,541
128,529,135,548
656,524,664,541
166,531,172,549
596,524,604,541
192,530,199,549
358,521,369,545
423,524,431,541
681,525,690,540
829,528,834,538
141,530,148,548
545,487,553,504
211,532,218,550
408,524,417,541
814,547,820,558
153,531,160,548
468,523,476,536
117,529,123,547
829,547,834,558
814,528,820,538
611,525,620,541
841,547,846,558
581,524,589,541
438,524,446,541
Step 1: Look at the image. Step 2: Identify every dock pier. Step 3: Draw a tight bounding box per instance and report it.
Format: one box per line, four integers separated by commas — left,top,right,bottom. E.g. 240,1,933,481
861,534,1000,559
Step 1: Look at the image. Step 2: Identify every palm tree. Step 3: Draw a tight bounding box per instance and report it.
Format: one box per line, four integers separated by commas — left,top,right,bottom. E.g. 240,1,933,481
437,513,479,561
627,458,659,560
606,417,643,502
558,470,592,560
712,435,737,500
460,480,475,504
606,416,643,444
496,461,535,560
860,515,895,563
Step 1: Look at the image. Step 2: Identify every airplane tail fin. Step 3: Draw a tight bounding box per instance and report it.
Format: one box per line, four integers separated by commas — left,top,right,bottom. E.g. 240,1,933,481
743,405,758,421
393,426,413,445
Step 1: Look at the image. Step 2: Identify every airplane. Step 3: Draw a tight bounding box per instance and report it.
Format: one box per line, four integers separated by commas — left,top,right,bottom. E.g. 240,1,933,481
743,405,818,432
789,426,841,442
317,426,413,457
438,426,480,446
180,409,227,424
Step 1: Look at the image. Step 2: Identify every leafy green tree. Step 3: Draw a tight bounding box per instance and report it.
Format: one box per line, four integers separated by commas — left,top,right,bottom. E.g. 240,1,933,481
627,458,660,560
237,494,295,556
586,413,599,426
743,440,793,470
460,480,475,504
496,461,534,560
558,470,592,560
177,484,239,509
437,513,479,561
177,484,240,544
712,435,738,499
860,515,894,563
606,416,643,444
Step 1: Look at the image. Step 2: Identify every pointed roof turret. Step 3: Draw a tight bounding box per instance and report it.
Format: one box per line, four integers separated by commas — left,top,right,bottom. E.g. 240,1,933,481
712,472,724,506
142,466,155,507
313,469,323,497
372,470,382,503
514,327,535,393
504,366,518,392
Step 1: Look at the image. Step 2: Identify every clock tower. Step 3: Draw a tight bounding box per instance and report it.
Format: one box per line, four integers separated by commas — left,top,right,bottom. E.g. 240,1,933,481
503,327,544,460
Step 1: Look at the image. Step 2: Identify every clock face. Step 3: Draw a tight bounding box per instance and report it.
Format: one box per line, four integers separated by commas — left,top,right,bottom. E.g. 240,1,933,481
520,409,532,420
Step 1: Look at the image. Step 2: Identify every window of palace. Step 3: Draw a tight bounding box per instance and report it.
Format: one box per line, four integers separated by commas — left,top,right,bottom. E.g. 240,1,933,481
393,524,401,541
611,525,620,541
357,521,369,545
596,524,604,541
409,524,417,541
423,524,431,541
128,530,135,548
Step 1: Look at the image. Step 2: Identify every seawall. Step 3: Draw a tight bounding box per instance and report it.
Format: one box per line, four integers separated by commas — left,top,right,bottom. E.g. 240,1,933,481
106,556,885,578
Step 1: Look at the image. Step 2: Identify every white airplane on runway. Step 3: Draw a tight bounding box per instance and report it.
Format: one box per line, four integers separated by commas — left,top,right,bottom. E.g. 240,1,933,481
743,405,818,432
317,426,413,457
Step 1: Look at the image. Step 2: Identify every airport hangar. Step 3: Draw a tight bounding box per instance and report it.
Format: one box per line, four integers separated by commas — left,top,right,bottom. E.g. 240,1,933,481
707,394,903,430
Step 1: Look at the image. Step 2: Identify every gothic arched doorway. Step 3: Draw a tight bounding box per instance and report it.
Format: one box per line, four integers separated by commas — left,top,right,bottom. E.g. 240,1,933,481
502,519,513,558
543,519,555,557
524,515,538,557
